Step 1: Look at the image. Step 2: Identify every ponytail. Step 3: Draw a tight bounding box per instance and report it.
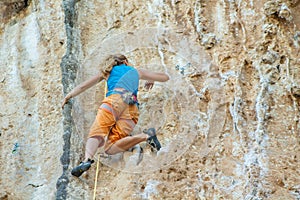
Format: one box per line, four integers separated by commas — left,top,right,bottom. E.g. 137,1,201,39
101,54,128,78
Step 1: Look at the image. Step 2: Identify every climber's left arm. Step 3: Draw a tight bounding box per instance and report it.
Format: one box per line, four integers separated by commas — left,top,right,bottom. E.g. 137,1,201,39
62,72,104,108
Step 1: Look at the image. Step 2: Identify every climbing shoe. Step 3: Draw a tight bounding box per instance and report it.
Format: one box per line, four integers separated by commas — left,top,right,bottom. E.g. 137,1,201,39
144,128,161,151
71,159,94,177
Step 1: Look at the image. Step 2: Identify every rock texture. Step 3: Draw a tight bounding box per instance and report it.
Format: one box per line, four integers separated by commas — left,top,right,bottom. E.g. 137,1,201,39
1,0,300,200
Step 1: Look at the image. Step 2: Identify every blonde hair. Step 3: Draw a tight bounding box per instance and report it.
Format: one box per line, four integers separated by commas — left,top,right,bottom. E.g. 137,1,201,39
102,54,128,78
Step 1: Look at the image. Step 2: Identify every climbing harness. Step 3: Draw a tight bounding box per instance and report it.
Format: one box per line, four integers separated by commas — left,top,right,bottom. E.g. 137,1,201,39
100,103,118,120
108,88,138,105
120,91,138,105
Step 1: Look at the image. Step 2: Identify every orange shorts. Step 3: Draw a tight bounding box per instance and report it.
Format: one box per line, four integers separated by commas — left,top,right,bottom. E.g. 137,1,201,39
88,94,139,151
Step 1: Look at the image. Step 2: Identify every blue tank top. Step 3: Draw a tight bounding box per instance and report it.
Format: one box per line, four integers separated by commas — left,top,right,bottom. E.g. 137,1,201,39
106,64,139,97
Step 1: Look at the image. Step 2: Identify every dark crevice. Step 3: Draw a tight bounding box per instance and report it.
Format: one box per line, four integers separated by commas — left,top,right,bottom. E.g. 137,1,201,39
24,0,29,7
55,0,81,199
27,183,44,188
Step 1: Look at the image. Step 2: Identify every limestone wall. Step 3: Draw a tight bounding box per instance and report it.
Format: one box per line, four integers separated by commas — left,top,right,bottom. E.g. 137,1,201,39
0,0,299,199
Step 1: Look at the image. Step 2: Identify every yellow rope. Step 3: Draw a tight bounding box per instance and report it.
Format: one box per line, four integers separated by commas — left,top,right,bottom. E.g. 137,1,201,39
93,82,107,200
93,154,100,200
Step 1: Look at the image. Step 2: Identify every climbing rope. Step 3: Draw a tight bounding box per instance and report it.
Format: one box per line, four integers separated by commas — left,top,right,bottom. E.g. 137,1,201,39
93,153,100,200
93,82,107,200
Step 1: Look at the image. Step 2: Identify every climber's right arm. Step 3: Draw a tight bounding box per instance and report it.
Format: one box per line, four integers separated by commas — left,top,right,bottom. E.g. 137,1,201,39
138,69,169,90
138,69,169,82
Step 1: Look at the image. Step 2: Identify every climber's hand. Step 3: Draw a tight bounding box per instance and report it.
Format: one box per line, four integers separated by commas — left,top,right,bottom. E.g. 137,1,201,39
144,81,154,90
61,96,70,109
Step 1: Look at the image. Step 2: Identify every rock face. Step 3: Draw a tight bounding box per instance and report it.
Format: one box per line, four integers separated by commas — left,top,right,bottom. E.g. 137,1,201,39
1,0,300,199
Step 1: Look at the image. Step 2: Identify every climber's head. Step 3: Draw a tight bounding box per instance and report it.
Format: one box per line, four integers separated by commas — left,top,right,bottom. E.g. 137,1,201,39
102,54,129,78
113,54,128,66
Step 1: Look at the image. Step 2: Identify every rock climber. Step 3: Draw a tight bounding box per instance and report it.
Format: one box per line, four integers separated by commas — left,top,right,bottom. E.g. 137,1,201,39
61,54,169,177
